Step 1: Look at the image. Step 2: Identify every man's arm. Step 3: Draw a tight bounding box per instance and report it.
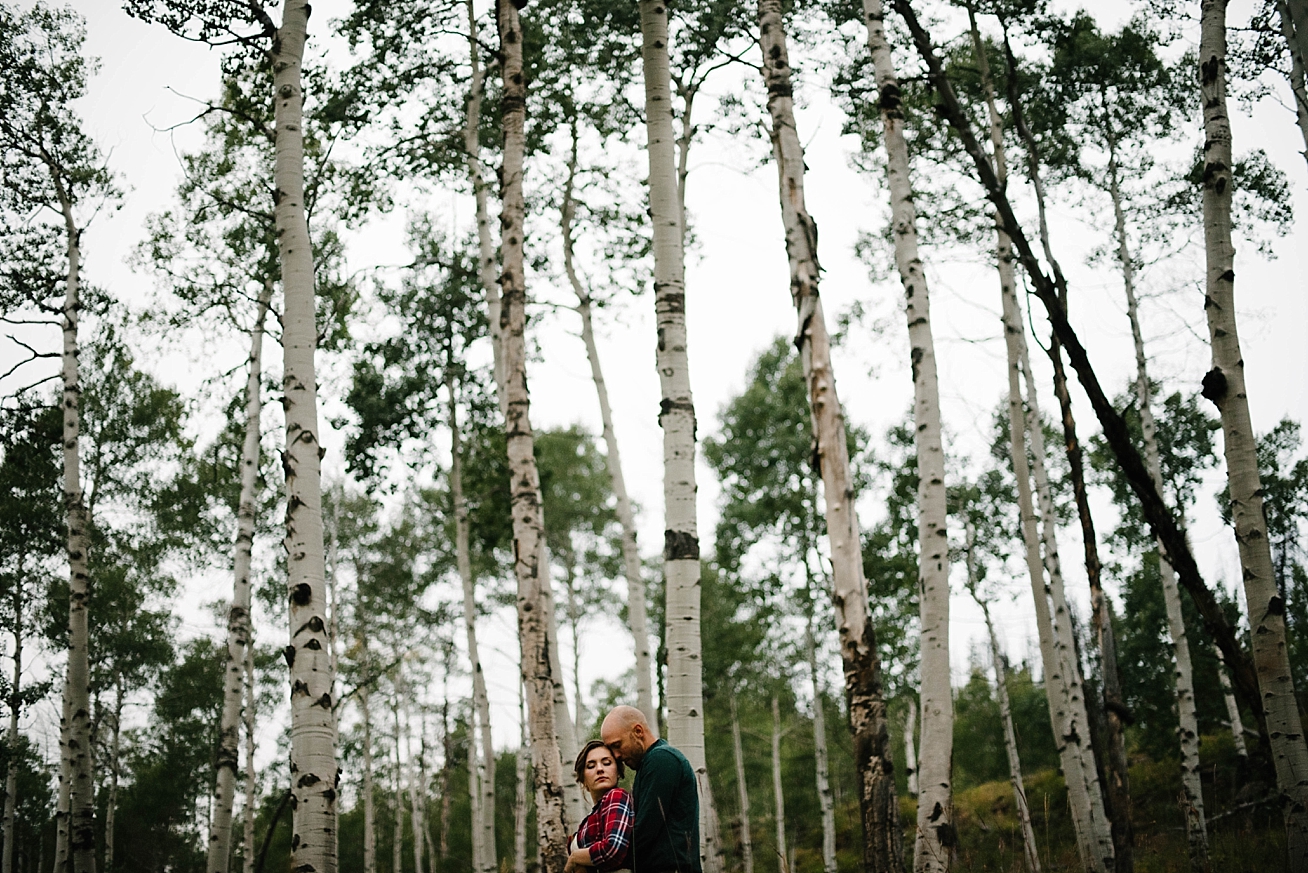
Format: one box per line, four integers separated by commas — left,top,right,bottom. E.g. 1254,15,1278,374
632,750,679,856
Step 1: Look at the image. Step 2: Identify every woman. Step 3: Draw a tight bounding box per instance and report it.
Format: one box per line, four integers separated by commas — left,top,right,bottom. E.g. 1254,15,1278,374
565,739,633,872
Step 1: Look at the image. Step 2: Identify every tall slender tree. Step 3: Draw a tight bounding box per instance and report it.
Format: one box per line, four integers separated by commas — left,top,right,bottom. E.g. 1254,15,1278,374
857,3,947,869
496,3,570,869
1199,0,1308,862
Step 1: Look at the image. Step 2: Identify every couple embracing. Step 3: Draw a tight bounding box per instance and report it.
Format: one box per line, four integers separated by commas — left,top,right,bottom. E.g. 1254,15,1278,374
565,705,702,873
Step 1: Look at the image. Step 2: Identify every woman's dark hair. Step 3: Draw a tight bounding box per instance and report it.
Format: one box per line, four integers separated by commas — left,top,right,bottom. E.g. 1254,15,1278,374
573,739,624,785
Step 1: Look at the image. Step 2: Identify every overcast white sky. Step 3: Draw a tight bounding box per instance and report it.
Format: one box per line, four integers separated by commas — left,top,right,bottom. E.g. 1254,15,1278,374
4,0,1306,764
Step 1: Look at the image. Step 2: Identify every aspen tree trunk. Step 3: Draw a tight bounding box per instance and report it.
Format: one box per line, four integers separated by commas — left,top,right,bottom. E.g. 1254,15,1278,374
439,701,452,864
52,169,93,873
560,132,655,724
998,269,1110,873
3,558,23,873
243,640,256,873
1111,153,1208,870
993,24,1133,858
804,614,837,873
403,710,425,873
495,4,570,867
857,5,947,869
1200,4,1308,862
468,712,486,870
448,371,497,873
419,732,437,873
565,559,586,732
393,701,405,873
464,0,506,403
1215,649,1249,760
515,688,529,873
965,525,1041,873
1276,1,1308,170
361,682,377,873
638,6,718,871
892,0,1267,739
1018,342,1116,873
102,680,123,873
209,279,272,873
904,702,919,800
730,696,754,873
771,697,788,868
271,4,337,871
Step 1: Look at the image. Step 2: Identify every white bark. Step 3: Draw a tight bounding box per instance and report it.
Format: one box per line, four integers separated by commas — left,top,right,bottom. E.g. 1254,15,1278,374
54,687,70,873
638,5,717,870
52,162,94,873
209,278,272,873
514,688,529,873
464,0,506,408
560,130,655,725
771,696,788,868
468,709,486,871
966,526,1040,873
730,696,754,873
1114,152,1209,869
405,711,425,873
448,372,497,873
273,3,337,871
1215,648,1249,759
805,620,837,873
904,701,918,800
393,701,405,873
102,681,123,872
3,555,23,873
495,4,571,868
361,682,377,873
1200,4,1308,863
243,635,256,873
1001,276,1111,873
848,4,951,868
1277,1,1308,170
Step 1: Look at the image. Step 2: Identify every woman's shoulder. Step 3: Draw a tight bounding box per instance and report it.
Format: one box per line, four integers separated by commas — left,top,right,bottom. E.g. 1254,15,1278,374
601,786,632,806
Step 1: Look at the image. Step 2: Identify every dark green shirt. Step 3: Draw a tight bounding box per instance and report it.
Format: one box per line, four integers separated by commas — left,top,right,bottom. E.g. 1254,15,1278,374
630,738,701,873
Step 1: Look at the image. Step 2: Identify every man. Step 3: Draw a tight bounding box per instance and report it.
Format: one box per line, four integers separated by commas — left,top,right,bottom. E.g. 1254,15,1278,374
600,705,701,873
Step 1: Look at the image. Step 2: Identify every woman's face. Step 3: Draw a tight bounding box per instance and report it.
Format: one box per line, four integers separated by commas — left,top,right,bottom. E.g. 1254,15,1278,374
583,746,619,794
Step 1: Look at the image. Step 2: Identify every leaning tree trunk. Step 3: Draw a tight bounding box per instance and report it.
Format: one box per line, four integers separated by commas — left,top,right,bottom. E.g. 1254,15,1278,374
495,3,570,869
966,526,1041,873
771,697,788,868
3,556,24,873
1019,321,1116,873
209,277,272,873
992,28,1133,860
448,371,497,873
1200,3,1308,863
730,696,754,873
272,4,337,872
52,168,94,873
805,616,838,873
857,5,945,870
637,5,718,871
560,129,655,725
891,0,1268,742
243,637,256,873
999,264,1110,873
1111,149,1208,871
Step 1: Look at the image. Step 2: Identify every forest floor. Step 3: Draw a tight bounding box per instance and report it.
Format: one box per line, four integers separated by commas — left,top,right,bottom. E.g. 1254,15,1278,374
915,734,1286,872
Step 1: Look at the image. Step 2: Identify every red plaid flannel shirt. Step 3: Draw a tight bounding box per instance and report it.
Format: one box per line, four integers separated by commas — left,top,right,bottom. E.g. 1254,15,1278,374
575,786,633,871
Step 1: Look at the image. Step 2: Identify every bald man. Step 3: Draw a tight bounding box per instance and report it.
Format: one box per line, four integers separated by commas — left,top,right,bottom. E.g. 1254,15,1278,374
601,706,701,873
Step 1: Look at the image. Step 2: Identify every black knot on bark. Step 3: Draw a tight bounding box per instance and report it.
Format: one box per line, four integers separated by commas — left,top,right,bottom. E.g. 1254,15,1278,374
290,583,313,606
877,83,902,115
664,529,700,561
1268,594,1285,616
304,638,322,650
928,801,944,822
512,0,528,8
306,615,324,633
936,821,958,848
297,773,321,788
1201,56,1220,86
283,645,296,668
316,692,333,709
1201,368,1227,404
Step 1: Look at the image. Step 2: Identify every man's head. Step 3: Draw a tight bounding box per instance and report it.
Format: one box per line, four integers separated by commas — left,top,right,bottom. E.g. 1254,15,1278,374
601,705,658,768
